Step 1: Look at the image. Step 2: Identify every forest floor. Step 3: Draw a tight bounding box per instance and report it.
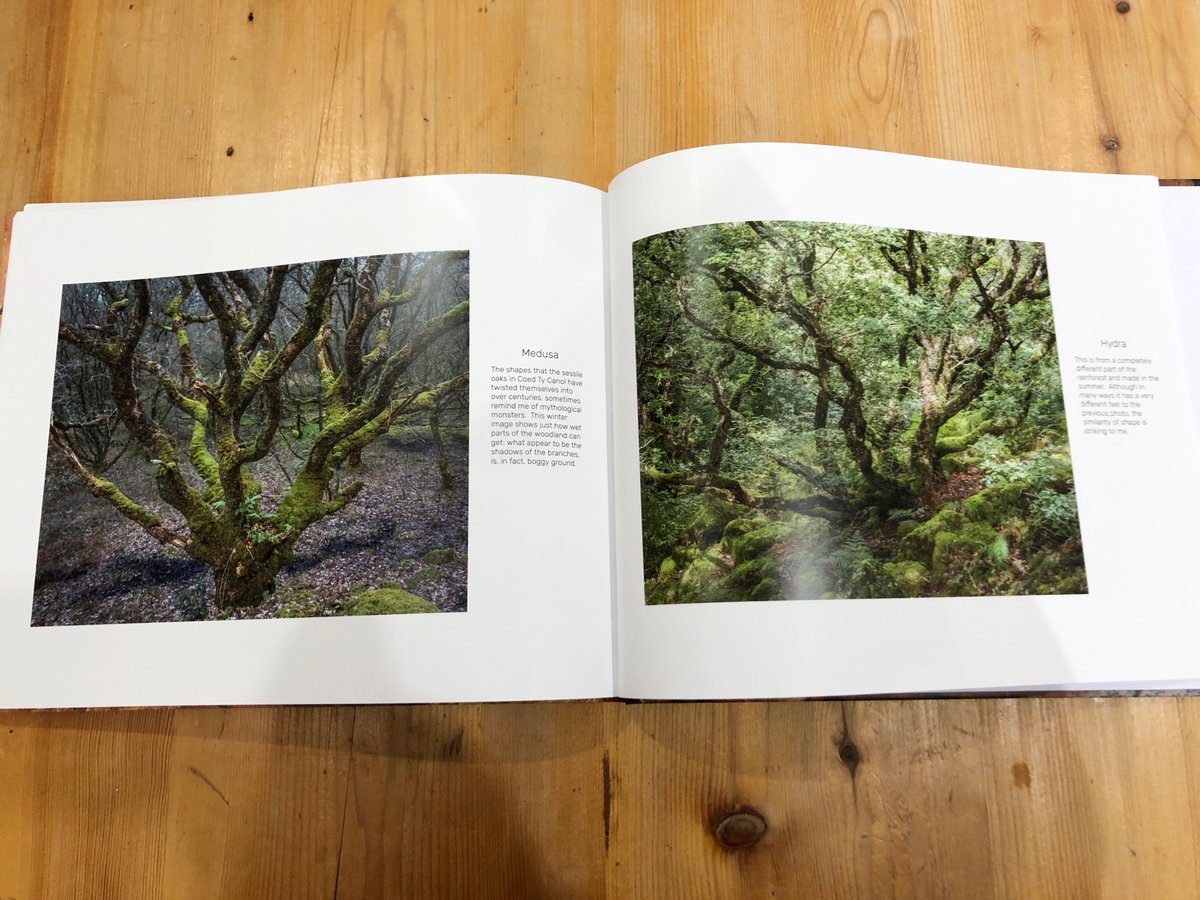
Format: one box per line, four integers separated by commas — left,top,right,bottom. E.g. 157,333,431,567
31,432,469,626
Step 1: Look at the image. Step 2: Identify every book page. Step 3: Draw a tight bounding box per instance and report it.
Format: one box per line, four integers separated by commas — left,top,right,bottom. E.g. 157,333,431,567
1160,184,1200,429
0,175,614,707
608,143,1200,698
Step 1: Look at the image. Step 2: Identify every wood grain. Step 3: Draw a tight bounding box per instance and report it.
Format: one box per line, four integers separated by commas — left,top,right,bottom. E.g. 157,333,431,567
3,1,1200,896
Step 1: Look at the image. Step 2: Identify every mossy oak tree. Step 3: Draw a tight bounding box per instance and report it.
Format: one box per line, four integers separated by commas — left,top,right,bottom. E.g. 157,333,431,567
635,221,1083,600
51,252,468,610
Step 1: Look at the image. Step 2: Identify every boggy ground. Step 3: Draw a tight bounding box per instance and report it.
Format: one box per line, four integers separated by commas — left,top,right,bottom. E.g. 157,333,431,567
32,433,468,626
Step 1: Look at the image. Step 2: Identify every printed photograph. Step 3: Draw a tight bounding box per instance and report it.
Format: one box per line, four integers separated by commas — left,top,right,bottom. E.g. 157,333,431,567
634,221,1086,603
34,252,469,625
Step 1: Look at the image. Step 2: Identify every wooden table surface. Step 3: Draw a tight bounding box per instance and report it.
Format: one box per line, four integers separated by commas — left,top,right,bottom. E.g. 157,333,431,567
3,2,1200,897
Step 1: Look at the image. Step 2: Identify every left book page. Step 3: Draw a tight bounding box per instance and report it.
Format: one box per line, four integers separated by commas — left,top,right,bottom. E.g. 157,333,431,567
0,175,614,707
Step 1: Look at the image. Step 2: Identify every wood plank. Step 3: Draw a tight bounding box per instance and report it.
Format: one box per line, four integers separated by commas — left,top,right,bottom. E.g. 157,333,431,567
335,702,608,899
2,1,1200,897
608,699,1200,897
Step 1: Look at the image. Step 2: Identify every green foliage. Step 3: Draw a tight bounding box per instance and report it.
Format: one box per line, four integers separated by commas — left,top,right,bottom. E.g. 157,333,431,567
988,534,1010,567
827,530,878,595
1031,487,1082,542
234,496,263,526
639,488,704,579
979,446,1073,492
634,219,1086,602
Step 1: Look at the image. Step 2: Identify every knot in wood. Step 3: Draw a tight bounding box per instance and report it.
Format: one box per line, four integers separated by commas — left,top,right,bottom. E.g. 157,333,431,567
838,741,861,767
714,810,767,850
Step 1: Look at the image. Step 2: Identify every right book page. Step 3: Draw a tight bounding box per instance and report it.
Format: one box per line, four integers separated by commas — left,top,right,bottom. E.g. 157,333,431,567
1160,183,1200,432
607,143,1200,699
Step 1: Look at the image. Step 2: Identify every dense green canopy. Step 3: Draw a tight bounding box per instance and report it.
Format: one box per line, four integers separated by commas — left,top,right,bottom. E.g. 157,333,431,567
634,220,1086,602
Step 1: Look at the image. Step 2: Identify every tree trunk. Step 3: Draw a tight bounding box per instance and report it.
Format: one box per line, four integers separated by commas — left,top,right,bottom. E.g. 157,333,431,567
910,353,943,497
813,356,830,428
910,413,943,498
211,545,287,610
429,406,453,489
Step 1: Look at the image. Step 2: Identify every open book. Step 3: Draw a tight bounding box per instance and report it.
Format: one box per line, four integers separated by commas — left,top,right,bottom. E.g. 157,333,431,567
2,143,1198,708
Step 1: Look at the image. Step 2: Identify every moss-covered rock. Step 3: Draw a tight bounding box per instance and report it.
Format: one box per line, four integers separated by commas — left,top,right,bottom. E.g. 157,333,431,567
340,588,438,616
938,451,973,477
406,567,441,589
963,483,1026,524
688,495,744,545
720,517,760,552
658,556,677,578
730,523,791,564
935,410,1007,457
673,546,700,565
677,555,724,603
881,560,928,597
720,556,777,600
895,520,919,539
725,555,782,602
421,547,458,564
930,522,998,576
899,508,967,563
680,556,721,589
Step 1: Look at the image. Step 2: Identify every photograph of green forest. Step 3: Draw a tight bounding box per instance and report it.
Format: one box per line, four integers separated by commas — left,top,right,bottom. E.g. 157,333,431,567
34,251,469,625
634,221,1086,603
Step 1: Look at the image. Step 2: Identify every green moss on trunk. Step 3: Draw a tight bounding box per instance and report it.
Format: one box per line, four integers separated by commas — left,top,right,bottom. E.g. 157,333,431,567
212,546,288,609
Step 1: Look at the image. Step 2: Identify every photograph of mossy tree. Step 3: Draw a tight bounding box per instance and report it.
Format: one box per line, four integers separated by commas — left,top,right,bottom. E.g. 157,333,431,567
634,221,1086,603
35,252,469,625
